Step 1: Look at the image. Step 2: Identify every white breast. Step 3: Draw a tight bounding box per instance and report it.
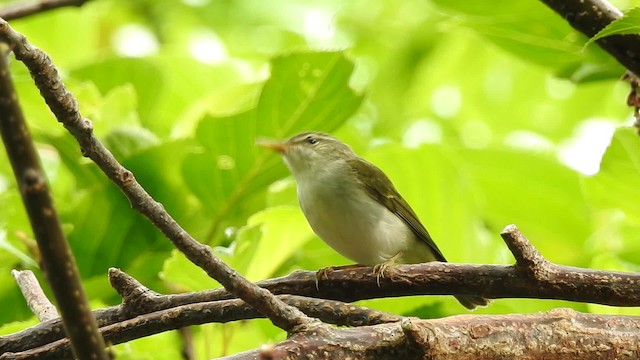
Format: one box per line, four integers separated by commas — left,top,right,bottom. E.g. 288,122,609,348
296,168,417,266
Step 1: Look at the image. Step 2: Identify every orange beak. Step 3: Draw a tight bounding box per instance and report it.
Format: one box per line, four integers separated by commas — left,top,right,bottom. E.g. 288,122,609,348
256,139,289,153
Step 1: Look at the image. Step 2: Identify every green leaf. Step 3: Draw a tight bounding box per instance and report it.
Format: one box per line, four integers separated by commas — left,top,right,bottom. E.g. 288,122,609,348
460,147,592,265
183,51,363,242
71,56,252,137
588,7,640,44
96,84,140,132
161,206,313,290
365,144,491,263
70,58,163,130
63,142,191,278
239,206,313,281
161,250,218,292
431,0,581,67
112,332,182,360
104,126,160,160
0,230,36,267
583,127,640,224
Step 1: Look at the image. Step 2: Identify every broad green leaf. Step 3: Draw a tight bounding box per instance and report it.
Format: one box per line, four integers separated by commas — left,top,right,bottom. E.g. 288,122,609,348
113,332,182,360
183,51,362,243
583,127,640,224
104,126,160,160
0,318,39,336
71,58,163,131
460,147,591,265
431,1,579,65
430,0,623,80
241,207,313,281
588,7,640,44
161,207,313,289
63,142,190,278
71,56,251,137
365,144,494,264
96,84,140,132
0,230,36,267
161,250,218,292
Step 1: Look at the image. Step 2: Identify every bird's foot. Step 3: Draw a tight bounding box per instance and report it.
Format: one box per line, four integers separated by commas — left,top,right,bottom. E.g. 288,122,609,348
372,252,403,287
315,264,364,290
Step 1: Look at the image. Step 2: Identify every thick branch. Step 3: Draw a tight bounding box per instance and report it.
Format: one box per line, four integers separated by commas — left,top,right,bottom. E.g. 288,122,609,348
0,46,107,359
540,0,640,75
0,17,313,333
11,270,58,322
224,308,640,359
0,0,90,20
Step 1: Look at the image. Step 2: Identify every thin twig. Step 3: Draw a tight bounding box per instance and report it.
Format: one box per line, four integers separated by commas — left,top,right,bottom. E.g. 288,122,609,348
11,270,59,322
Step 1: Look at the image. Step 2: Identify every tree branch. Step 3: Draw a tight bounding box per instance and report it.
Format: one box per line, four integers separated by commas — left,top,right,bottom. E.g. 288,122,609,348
0,45,108,359
540,0,640,75
11,270,58,322
0,17,315,333
2,295,399,359
223,308,640,359
0,0,90,21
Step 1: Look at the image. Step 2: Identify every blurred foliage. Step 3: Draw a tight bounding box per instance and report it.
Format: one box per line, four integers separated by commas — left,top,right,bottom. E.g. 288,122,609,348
1,0,640,357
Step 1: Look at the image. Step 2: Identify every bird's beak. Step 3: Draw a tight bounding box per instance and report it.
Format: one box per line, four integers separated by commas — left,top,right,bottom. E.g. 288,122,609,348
256,139,288,153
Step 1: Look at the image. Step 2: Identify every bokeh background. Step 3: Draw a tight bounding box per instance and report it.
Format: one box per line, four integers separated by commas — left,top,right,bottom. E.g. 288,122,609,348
1,0,640,358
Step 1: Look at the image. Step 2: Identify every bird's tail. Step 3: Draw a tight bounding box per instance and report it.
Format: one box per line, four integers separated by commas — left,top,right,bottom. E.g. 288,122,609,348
455,295,490,310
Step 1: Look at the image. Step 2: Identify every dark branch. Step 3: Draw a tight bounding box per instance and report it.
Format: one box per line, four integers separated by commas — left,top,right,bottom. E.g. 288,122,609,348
11,270,58,322
0,0,90,21
0,45,108,359
1,295,400,359
0,17,314,333
540,0,640,75
222,308,640,359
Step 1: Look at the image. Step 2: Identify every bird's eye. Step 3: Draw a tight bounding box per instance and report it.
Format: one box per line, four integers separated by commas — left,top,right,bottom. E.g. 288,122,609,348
305,135,318,145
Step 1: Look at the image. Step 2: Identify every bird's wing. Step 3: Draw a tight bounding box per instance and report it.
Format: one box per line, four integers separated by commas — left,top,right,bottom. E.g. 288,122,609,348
348,157,447,262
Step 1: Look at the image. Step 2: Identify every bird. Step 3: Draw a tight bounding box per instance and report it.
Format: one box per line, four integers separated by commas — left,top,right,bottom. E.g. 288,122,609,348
257,131,488,309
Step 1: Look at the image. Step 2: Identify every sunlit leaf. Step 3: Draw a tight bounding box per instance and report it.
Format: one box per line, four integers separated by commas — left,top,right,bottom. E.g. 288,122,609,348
460,147,592,265
583,127,640,224
183,51,363,243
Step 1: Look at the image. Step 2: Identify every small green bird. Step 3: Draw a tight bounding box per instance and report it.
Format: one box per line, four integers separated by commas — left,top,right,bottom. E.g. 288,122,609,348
258,132,488,309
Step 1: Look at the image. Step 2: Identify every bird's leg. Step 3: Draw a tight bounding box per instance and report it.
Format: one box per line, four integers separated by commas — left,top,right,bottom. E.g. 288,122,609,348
315,264,366,290
372,252,403,287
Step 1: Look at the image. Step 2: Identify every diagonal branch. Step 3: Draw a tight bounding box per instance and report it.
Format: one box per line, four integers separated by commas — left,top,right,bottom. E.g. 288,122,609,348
0,16,314,333
540,0,640,75
0,45,108,359
0,0,91,21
